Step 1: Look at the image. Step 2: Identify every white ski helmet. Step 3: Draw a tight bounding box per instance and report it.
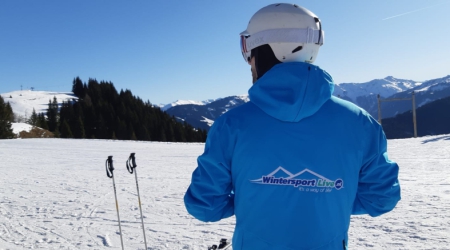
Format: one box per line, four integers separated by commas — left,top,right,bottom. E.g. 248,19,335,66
240,3,324,64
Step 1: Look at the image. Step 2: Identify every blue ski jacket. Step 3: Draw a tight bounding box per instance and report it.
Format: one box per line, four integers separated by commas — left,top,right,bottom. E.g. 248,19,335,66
184,62,401,249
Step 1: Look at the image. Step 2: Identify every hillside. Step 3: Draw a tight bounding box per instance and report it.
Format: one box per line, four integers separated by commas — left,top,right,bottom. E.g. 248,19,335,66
0,90,76,122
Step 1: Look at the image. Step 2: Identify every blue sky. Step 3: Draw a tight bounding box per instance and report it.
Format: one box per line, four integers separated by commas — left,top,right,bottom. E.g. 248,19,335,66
1,0,449,105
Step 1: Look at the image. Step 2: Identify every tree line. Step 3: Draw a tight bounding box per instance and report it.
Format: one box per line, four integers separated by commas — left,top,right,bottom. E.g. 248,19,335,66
27,77,207,142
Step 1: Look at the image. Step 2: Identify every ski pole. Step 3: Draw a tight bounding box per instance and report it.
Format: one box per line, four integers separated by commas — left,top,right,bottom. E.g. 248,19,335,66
126,153,148,250
106,156,125,250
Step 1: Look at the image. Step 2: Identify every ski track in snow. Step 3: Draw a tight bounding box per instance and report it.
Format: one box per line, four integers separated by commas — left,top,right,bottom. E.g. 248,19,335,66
0,136,449,249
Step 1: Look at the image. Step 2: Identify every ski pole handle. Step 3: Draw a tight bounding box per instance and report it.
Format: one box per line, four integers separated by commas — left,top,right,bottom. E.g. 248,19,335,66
126,153,137,174
130,153,136,168
106,156,114,178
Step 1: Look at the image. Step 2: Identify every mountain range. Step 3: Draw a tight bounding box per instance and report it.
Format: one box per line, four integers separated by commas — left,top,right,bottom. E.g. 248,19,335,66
162,95,249,131
163,75,450,131
334,75,450,118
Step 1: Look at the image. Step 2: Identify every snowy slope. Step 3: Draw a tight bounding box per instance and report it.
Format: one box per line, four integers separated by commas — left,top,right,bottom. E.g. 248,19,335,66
0,90,76,118
160,98,222,112
11,123,34,134
413,75,450,93
0,135,449,249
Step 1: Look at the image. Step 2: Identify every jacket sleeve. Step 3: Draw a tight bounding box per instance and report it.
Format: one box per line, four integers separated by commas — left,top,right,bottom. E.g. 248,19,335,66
352,118,401,217
184,118,235,222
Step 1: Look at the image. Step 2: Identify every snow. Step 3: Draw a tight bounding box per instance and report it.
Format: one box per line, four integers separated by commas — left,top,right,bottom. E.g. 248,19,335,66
415,83,449,93
0,135,449,249
234,95,249,102
0,90,76,118
200,116,214,127
333,77,422,102
160,95,248,112
160,99,222,112
11,123,34,134
417,98,433,108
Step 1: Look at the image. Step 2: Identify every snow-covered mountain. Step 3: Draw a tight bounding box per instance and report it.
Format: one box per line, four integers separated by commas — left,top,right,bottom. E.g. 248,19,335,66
164,95,249,130
333,75,450,118
333,76,422,102
333,76,423,118
377,75,450,118
160,98,222,111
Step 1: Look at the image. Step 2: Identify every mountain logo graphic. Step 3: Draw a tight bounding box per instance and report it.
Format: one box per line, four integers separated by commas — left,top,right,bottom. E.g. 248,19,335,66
250,167,343,191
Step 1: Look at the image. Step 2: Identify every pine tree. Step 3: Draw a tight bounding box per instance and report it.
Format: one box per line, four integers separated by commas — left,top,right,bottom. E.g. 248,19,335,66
37,113,49,130
0,96,15,139
47,97,59,132
130,131,137,141
67,77,207,142
73,117,86,138
72,77,85,98
60,120,73,138
5,102,14,123
112,131,117,140
28,108,38,126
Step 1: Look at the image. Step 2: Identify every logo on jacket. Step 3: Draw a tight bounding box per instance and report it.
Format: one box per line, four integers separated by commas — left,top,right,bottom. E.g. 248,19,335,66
250,167,343,192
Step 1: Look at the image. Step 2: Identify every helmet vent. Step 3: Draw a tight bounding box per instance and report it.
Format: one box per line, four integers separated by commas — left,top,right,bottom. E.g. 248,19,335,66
293,4,299,8
292,46,303,53
275,4,281,6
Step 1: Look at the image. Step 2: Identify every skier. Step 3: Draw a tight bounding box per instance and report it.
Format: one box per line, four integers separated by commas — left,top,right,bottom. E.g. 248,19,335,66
185,3,401,249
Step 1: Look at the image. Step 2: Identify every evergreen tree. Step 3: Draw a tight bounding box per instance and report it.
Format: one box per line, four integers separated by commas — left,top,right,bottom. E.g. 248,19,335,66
53,129,60,138
0,96,15,139
130,131,137,141
5,102,14,123
172,119,186,142
73,117,86,138
60,120,73,138
28,108,38,126
63,77,208,142
47,97,59,132
72,77,85,98
167,123,175,142
112,131,117,140
37,113,49,130
159,127,167,142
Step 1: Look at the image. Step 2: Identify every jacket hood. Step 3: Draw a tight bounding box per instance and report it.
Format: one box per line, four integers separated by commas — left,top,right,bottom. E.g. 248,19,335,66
248,62,334,122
